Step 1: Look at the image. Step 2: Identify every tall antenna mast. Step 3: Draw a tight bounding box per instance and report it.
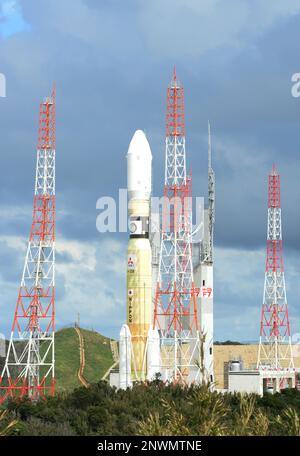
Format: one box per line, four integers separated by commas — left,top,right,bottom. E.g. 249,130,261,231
257,165,294,370
194,122,215,385
207,121,215,263
153,68,200,383
0,85,56,403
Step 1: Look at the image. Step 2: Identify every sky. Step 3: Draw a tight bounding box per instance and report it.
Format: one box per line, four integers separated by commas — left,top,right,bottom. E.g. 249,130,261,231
0,0,300,342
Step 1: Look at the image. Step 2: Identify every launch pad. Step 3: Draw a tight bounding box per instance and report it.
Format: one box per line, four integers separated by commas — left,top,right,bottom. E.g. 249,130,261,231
110,69,215,389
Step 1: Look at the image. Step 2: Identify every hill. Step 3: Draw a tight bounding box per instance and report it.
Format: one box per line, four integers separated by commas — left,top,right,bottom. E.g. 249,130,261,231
0,327,114,393
55,327,114,392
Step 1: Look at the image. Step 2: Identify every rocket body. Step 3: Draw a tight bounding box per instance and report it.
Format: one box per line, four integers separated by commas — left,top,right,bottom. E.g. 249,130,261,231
126,130,152,379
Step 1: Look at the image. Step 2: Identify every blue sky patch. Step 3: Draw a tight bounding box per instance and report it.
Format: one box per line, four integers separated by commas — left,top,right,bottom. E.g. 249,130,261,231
0,0,30,38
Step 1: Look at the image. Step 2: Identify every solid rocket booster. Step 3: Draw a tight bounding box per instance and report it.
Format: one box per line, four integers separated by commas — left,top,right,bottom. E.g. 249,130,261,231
119,324,132,389
126,130,152,379
147,327,160,381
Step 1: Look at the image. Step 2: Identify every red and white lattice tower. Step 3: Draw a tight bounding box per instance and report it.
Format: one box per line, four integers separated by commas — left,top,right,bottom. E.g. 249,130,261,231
0,86,56,403
257,165,294,370
153,68,200,384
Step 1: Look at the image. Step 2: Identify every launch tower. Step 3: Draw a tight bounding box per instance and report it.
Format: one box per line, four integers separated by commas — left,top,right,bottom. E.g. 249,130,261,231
153,69,201,383
257,165,294,371
0,86,56,403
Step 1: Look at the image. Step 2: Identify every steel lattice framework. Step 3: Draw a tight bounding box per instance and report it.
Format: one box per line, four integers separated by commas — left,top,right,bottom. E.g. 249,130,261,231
257,165,294,370
0,86,56,403
153,68,200,383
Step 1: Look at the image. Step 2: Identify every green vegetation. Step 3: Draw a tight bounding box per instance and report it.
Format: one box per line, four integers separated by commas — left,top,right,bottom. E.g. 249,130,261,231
0,410,18,436
3,381,300,436
2,329,300,436
54,328,80,391
55,327,113,391
80,329,113,383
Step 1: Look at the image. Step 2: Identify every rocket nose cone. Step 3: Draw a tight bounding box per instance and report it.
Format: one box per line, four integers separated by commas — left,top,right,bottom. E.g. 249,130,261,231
127,130,152,159
120,324,131,338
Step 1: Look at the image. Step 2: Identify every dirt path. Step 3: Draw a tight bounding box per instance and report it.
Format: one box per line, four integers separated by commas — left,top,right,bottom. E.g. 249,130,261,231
74,326,90,388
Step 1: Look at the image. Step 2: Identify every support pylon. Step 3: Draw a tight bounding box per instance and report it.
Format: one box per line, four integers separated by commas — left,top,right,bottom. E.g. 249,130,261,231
0,86,56,403
257,165,294,370
153,68,200,384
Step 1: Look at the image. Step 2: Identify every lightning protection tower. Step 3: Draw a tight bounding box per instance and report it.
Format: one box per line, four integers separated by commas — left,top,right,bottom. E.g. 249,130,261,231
153,68,200,384
257,165,294,371
0,86,56,403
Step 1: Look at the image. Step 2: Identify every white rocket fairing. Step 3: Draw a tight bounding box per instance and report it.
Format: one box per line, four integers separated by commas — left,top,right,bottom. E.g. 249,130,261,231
127,130,152,200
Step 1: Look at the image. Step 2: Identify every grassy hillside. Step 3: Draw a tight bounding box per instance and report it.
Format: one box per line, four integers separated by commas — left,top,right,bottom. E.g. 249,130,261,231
80,328,114,383
0,327,114,393
55,327,114,392
55,328,81,392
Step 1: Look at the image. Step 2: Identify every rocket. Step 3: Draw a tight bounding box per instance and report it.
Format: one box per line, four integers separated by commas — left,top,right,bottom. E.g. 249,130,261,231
119,130,154,387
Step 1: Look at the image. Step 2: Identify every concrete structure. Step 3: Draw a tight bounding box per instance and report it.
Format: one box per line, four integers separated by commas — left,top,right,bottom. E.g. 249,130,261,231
228,369,296,396
213,344,300,390
109,370,120,389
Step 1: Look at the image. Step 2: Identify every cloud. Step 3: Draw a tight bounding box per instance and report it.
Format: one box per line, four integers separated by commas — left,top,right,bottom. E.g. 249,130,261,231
0,0,30,38
0,231,126,338
55,237,126,337
139,0,300,58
